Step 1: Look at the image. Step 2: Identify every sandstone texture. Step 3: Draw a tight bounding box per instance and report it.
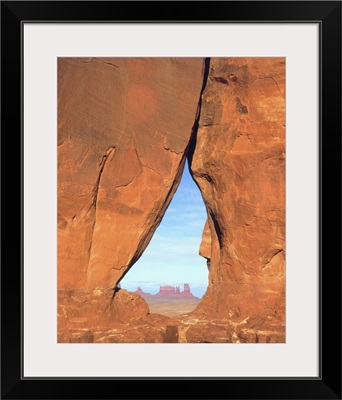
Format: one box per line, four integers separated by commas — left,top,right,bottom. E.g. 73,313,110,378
191,58,285,332
199,219,211,261
58,288,166,343
58,57,285,343
58,57,204,291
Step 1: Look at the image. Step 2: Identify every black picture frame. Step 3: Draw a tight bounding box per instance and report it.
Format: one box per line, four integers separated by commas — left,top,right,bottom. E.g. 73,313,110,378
1,1,341,399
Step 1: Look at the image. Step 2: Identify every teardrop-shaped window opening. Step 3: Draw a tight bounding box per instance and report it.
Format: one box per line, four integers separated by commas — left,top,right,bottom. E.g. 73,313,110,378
121,159,208,317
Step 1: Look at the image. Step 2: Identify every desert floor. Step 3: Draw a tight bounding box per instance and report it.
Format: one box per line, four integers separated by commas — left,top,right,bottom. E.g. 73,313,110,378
144,297,201,317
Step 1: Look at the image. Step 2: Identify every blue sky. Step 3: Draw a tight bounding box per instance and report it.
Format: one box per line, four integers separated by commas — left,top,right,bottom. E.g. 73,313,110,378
120,160,209,298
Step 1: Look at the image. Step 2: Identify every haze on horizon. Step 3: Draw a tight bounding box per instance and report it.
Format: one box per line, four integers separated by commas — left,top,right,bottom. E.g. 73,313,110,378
120,160,209,299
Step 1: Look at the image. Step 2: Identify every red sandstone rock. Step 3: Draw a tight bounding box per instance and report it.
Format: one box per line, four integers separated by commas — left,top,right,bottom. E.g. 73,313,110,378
58,288,150,342
156,285,177,296
58,57,285,343
199,219,211,261
190,58,285,328
58,57,204,291
109,289,150,323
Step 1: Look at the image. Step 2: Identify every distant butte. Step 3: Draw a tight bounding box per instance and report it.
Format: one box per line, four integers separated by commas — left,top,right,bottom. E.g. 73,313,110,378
134,286,152,297
135,284,198,299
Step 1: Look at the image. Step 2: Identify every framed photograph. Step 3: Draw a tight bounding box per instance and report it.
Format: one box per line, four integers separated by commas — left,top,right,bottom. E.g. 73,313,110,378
1,1,341,399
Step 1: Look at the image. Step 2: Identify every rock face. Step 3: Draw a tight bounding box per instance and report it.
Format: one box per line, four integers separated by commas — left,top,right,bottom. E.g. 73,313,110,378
199,220,211,262
190,58,285,329
58,288,151,343
58,57,285,343
58,57,204,291
183,283,190,293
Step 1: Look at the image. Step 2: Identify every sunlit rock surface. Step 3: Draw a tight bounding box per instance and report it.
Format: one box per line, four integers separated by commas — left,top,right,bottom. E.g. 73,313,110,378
58,57,204,291
191,58,285,339
58,57,285,343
